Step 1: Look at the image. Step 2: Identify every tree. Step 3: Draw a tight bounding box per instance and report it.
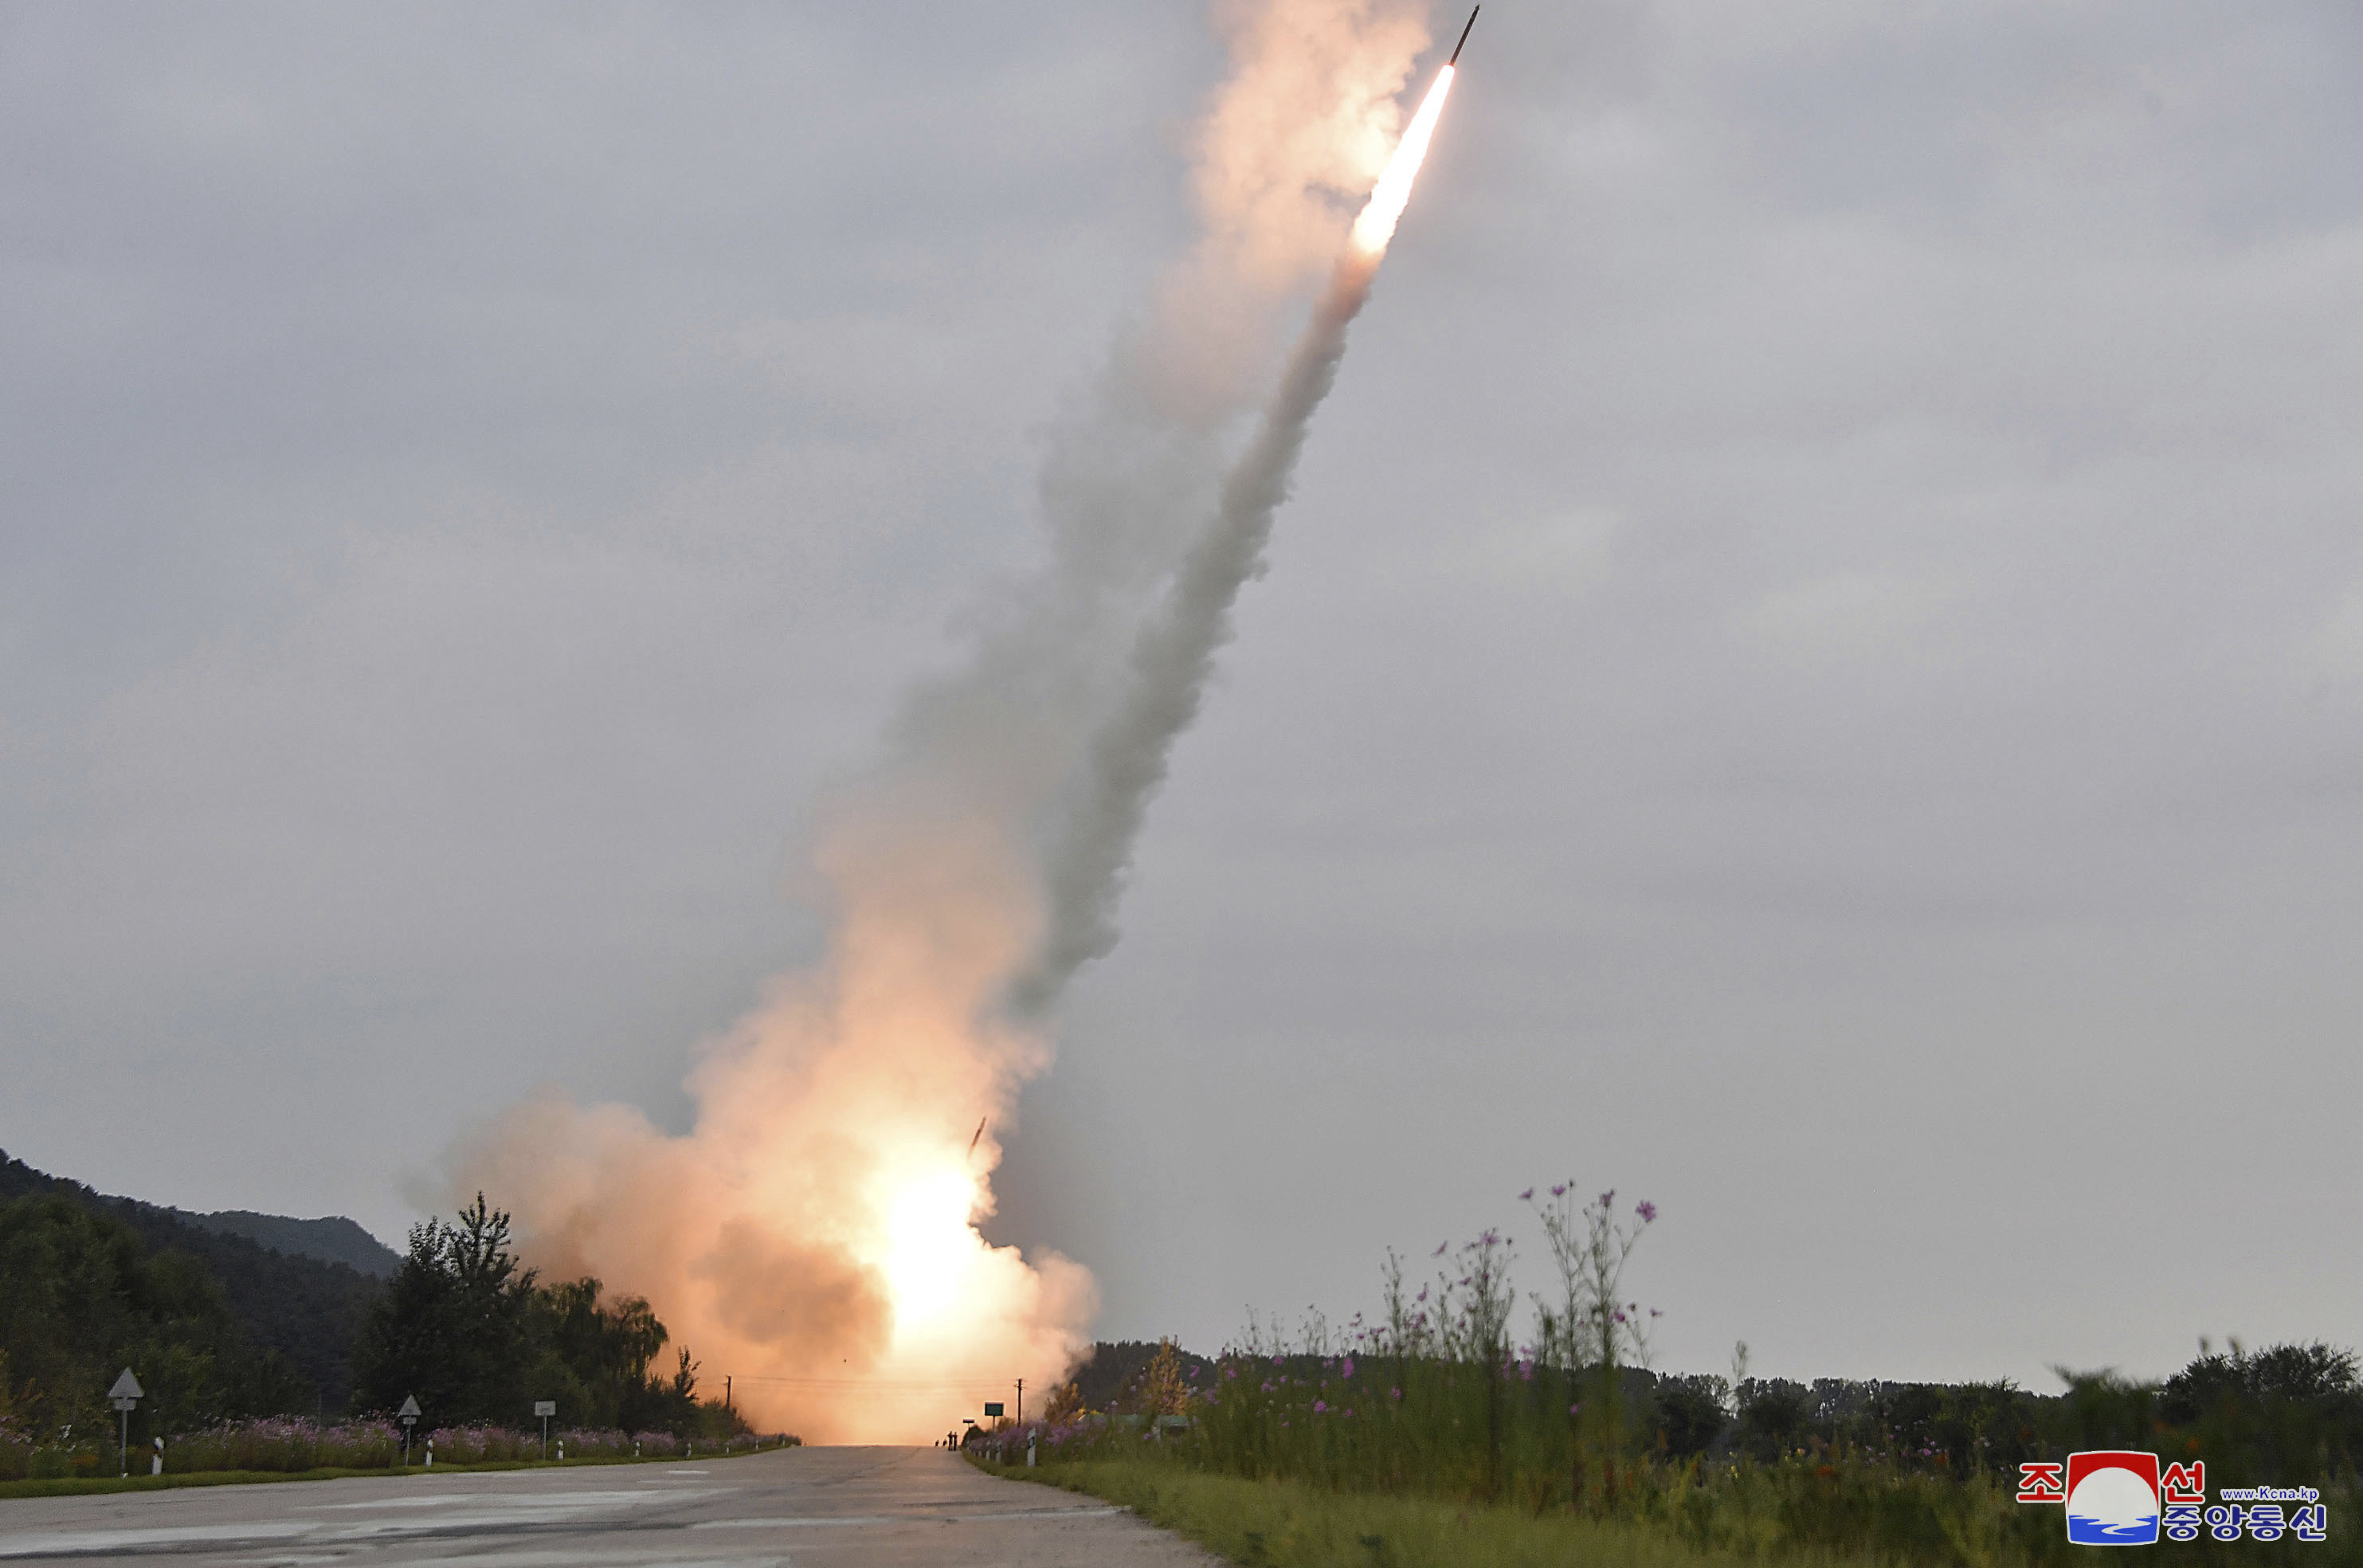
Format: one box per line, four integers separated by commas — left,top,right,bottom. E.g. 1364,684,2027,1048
1136,1339,1189,1418
351,1194,749,1439
1735,1378,1809,1460
1653,1374,1728,1459
530,1277,670,1431
351,1194,538,1425
0,1194,292,1436
1041,1380,1084,1425
2157,1341,2363,1478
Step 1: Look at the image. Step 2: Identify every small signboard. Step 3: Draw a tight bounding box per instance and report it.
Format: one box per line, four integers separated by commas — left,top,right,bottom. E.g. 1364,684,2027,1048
534,1401,557,1417
397,1394,421,1427
983,1402,1004,1417
108,1369,143,1412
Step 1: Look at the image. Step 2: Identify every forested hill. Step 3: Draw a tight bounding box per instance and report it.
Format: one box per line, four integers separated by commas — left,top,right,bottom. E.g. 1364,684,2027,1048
0,1149,385,1412
174,1209,399,1278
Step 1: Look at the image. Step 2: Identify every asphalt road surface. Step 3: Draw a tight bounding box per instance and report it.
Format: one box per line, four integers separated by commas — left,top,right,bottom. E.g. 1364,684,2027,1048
0,1447,1219,1566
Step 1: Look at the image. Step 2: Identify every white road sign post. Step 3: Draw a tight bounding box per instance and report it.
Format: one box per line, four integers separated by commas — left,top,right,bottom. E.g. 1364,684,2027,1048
108,1369,142,1479
397,1394,421,1466
534,1400,556,1459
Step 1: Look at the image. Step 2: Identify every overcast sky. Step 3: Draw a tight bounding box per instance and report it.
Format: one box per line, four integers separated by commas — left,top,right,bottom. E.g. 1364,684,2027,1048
6,0,2363,1393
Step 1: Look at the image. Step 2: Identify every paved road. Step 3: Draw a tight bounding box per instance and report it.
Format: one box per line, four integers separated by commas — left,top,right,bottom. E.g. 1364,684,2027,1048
0,1446,1217,1566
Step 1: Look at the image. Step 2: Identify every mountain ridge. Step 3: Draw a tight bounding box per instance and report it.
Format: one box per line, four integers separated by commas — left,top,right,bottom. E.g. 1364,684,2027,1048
0,1147,386,1411
168,1206,400,1278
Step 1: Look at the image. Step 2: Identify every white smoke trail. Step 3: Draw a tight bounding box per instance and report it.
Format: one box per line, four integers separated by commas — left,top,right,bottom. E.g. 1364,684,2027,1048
451,2,1436,1446
1013,54,1456,1009
1010,253,1382,1012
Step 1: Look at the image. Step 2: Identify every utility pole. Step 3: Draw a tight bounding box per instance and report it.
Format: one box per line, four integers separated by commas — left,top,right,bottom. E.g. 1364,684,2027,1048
725,1374,731,1413
1015,1378,1023,1427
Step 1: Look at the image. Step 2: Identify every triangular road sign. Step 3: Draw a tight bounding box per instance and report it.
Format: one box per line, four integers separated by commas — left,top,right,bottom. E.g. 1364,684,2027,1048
398,1394,421,1420
108,1369,143,1401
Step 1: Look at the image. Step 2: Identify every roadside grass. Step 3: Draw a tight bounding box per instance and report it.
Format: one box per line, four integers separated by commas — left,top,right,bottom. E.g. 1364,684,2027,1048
983,1456,1887,1568
0,1443,787,1500
968,1192,2363,1568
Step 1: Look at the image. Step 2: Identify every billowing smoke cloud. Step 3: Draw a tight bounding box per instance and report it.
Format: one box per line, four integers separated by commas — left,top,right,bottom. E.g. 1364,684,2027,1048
453,0,1432,1445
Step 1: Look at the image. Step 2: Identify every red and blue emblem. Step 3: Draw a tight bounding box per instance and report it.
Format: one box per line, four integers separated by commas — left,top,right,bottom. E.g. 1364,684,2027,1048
2066,1451,2162,1545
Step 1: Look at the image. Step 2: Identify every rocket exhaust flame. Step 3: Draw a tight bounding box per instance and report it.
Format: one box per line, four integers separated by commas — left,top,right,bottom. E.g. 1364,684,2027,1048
453,2,1461,1446
1350,61,1456,257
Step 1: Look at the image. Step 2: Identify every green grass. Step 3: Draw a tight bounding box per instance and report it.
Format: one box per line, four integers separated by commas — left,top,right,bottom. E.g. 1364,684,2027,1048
0,1443,782,1500
984,1456,1894,1568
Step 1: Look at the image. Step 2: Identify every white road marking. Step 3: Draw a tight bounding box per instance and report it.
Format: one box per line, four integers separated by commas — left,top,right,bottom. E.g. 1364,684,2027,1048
692,1505,1122,1529
0,1522,312,1558
1,1486,725,1558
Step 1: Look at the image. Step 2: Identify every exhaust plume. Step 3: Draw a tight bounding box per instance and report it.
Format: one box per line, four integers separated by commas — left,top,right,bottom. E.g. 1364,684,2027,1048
1014,61,1456,1009
453,1,1445,1445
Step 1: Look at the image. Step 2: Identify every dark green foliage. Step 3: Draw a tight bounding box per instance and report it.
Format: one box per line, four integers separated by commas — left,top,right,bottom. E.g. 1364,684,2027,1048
0,1194,307,1439
0,1150,377,1410
0,1155,736,1440
351,1194,536,1425
175,1211,398,1279
2165,1342,2361,1416
1049,1341,2363,1568
527,1277,665,1430
1652,1374,1726,1459
2158,1342,2363,1483
1734,1377,1808,1459
351,1194,742,1438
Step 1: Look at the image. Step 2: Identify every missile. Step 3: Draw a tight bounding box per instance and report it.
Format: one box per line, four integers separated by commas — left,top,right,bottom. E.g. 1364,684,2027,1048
1448,6,1478,66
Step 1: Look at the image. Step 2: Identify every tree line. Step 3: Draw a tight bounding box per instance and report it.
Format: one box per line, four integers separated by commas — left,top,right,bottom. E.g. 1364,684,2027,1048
351,1194,727,1433
0,1178,743,1443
